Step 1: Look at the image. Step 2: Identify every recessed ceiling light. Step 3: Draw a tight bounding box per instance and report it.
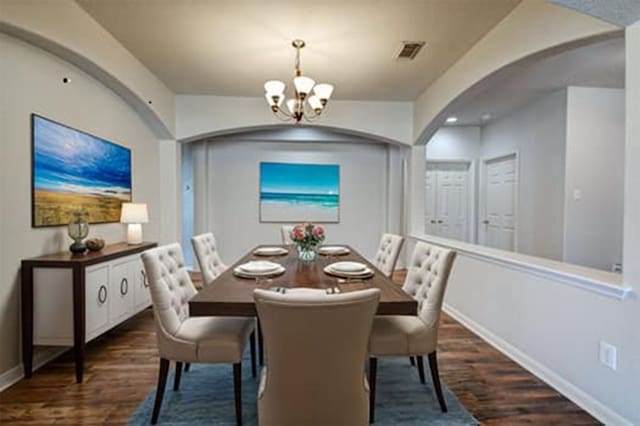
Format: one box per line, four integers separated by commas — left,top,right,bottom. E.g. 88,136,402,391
446,117,458,123
481,113,491,121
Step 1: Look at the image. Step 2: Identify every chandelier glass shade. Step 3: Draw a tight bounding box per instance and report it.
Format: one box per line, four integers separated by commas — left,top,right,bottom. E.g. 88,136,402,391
264,39,334,123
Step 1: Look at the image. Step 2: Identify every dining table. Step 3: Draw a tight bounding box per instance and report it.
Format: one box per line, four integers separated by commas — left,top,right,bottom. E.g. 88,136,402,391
189,244,417,317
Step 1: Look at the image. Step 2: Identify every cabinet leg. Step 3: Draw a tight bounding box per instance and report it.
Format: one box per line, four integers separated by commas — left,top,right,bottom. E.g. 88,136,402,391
72,265,86,383
21,263,34,379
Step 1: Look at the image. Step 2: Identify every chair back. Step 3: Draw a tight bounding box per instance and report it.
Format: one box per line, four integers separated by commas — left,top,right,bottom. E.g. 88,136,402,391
191,232,227,286
402,242,456,330
141,243,197,357
280,225,294,245
373,233,404,277
254,288,380,426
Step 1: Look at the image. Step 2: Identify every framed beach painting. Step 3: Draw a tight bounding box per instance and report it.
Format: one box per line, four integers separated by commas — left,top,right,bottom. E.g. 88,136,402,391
31,114,132,227
259,162,340,223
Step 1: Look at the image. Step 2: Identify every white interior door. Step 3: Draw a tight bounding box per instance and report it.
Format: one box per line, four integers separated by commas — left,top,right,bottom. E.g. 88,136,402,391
425,162,470,242
481,154,517,251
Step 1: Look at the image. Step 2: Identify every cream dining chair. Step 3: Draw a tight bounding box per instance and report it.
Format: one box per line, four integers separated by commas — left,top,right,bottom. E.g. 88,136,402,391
191,232,227,287
368,241,456,422
254,287,380,426
280,225,294,245
141,243,255,425
373,233,404,278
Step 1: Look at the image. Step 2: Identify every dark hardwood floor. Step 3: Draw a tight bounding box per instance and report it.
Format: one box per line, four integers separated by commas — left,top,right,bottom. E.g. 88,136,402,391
0,271,599,425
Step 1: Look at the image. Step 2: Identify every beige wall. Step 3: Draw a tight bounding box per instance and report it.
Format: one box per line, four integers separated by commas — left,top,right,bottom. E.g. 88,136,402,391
0,34,162,374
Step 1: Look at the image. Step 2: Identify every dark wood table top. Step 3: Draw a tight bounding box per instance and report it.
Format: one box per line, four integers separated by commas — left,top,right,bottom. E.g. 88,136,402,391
22,242,157,267
189,245,417,317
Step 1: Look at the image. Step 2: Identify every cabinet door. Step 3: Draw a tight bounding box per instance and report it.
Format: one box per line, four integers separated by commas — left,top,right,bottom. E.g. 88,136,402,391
109,259,134,326
85,265,110,342
132,257,151,311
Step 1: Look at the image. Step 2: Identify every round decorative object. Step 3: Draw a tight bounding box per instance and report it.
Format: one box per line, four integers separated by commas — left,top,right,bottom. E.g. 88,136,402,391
85,238,105,252
296,246,317,262
68,212,89,254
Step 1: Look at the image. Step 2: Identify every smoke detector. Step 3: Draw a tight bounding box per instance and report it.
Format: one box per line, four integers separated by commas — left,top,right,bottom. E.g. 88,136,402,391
394,41,426,60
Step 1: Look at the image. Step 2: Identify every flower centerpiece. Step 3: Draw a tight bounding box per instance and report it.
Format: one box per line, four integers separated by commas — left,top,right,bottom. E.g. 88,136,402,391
290,222,325,262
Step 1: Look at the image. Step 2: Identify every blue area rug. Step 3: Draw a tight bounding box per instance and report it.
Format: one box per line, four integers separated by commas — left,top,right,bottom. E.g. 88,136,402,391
129,353,477,425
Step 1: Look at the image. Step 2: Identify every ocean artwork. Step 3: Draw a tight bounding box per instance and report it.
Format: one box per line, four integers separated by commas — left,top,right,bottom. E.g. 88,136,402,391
259,162,339,222
32,114,132,227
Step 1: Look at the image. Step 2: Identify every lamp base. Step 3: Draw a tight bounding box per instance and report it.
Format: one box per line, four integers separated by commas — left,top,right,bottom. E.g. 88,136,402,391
126,224,143,245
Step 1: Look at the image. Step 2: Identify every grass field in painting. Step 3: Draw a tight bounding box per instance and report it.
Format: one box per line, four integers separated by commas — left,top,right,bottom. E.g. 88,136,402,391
34,190,127,226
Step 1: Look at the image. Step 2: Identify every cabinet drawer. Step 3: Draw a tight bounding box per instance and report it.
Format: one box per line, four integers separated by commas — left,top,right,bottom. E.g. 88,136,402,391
85,265,110,342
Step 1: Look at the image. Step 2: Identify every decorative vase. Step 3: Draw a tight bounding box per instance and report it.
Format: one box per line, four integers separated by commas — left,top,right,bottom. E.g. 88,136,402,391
68,212,89,254
296,245,317,262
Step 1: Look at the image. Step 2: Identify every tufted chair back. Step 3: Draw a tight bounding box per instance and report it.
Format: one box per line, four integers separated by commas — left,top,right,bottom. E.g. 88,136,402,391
141,243,197,356
373,233,404,278
280,225,294,245
191,232,227,286
402,242,456,331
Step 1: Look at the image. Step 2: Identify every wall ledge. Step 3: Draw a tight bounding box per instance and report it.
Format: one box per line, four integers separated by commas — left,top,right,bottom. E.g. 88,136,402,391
409,233,634,300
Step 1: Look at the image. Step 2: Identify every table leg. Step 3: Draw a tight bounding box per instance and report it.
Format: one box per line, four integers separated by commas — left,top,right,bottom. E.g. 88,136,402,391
21,263,34,379
72,265,86,383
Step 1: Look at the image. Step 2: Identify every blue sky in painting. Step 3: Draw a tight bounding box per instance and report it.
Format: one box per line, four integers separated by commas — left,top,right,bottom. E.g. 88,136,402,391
260,162,339,195
33,115,131,196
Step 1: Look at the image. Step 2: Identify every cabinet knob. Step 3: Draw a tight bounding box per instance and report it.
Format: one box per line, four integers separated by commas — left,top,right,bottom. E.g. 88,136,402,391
141,270,149,288
98,285,108,305
430,220,436,224
482,220,490,225
437,220,443,224
120,278,129,296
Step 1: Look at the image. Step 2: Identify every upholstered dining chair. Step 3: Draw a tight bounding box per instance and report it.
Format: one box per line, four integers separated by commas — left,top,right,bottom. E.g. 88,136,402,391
191,232,227,287
368,242,456,422
254,287,380,426
141,243,255,425
280,225,294,245
373,233,404,278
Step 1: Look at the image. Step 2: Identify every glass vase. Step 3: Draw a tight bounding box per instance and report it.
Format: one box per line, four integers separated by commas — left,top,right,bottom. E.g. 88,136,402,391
296,245,317,262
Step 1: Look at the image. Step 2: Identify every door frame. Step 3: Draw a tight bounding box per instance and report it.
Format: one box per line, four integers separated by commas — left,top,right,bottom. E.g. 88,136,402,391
425,159,476,243
478,152,520,252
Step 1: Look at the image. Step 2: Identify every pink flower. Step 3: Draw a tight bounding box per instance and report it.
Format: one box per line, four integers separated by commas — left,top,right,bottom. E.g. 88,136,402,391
312,226,324,238
292,225,305,240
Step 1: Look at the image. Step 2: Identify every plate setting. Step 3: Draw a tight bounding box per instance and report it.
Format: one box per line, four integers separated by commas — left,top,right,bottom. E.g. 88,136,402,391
317,245,350,256
233,260,286,278
253,246,289,256
324,261,374,279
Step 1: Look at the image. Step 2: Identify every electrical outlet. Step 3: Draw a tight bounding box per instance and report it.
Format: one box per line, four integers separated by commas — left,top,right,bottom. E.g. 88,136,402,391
599,341,617,370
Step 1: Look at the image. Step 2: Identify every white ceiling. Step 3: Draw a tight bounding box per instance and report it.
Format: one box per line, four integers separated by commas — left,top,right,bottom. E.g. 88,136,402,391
444,35,625,126
77,0,521,101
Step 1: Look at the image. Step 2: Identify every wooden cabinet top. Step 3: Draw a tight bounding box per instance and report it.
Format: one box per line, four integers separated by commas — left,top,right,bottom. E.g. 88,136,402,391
22,242,157,267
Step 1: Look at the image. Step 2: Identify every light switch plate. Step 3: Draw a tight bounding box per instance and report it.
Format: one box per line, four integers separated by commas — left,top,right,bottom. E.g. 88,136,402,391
599,341,617,370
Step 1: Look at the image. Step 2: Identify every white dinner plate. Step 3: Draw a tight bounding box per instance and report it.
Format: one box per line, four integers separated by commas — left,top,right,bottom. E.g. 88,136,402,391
318,246,350,255
254,247,288,256
234,265,285,278
323,265,374,279
238,260,280,274
329,261,367,273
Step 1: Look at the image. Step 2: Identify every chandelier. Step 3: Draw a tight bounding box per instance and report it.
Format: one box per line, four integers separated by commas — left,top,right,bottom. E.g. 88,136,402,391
264,39,334,123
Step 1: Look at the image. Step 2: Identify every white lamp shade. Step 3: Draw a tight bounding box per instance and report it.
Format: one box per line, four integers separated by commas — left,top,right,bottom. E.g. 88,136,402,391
120,203,149,224
286,99,298,114
308,95,323,111
313,83,334,100
294,76,315,95
264,80,285,96
265,93,284,107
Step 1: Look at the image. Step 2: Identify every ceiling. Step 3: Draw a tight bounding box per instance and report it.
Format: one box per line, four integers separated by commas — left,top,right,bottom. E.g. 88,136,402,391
444,35,625,127
77,0,521,101
550,0,640,27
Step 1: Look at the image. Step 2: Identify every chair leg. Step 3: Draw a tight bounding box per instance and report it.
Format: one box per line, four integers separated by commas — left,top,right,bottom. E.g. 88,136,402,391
369,357,377,424
233,362,243,426
173,361,183,391
184,362,191,372
416,355,426,384
151,358,170,425
250,330,257,378
409,356,415,367
428,351,448,413
257,319,264,366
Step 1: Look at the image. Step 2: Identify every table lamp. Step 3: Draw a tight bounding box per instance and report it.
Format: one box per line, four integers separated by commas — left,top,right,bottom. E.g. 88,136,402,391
120,203,148,244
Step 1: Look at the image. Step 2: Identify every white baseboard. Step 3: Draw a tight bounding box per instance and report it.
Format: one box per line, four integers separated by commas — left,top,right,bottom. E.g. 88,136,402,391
443,303,632,426
0,347,66,393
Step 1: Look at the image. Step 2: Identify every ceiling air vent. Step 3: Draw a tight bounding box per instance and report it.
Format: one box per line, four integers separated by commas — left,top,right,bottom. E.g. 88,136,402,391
394,41,426,60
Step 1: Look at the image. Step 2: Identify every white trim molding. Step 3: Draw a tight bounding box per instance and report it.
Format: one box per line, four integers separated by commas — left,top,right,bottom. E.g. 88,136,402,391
410,233,634,300
444,303,633,426
0,348,65,393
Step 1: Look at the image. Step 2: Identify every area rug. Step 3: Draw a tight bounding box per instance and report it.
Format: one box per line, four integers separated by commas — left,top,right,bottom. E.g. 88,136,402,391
129,353,478,425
